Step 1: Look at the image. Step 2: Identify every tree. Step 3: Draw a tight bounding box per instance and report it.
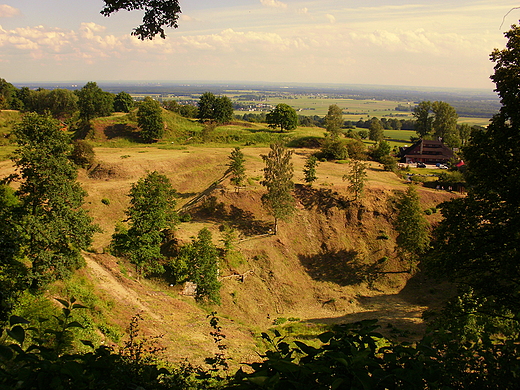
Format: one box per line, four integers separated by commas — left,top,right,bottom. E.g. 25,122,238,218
8,113,99,288
101,0,181,40
266,103,298,132
432,101,460,147
76,82,114,121
370,140,391,162
319,137,348,160
303,155,318,185
214,96,234,124
427,23,520,318
137,97,164,142
368,117,384,142
228,147,246,188
114,91,134,113
70,140,96,168
0,78,20,109
197,92,233,124
458,123,472,146
198,92,216,122
413,101,433,138
180,228,221,303
324,104,343,138
343,160,368,201
46,89,78,120
261,142,295,234
395,186,430,265
113,171,177,277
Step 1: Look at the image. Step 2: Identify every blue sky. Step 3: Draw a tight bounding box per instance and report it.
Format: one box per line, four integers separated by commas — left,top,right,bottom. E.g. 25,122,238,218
0,0,518,89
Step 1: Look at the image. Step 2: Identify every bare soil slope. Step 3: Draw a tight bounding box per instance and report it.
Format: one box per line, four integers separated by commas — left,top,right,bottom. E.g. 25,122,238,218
0,145,459,363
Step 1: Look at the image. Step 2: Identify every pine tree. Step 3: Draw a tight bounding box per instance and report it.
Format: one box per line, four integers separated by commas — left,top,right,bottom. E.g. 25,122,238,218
343,160,368,201
303,155,318,185
228,147,246,189
261,142,295,234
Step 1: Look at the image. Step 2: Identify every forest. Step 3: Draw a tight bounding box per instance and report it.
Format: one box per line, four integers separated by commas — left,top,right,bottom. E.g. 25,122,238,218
0,7,519,390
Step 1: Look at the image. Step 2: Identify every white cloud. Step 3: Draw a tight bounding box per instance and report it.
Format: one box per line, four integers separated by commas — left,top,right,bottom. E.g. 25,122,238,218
325,14,336,24
0,5,20,18
297,8,308,15
260,0,288,10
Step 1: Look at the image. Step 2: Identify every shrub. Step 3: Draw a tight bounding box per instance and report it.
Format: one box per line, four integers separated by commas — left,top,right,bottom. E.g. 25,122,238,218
70,140,95,168
101,198,110,205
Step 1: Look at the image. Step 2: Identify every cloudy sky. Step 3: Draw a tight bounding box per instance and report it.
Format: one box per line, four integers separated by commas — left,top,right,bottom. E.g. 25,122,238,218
0,0,518,89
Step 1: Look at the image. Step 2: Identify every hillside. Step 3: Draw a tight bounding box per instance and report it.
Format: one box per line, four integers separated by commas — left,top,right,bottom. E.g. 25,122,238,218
6,144,455,365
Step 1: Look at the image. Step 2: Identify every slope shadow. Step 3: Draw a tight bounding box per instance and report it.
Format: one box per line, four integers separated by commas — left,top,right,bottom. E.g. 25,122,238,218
191,203,271,236
299,249,366,286
305,271,455,340
294,184,350,212
104,124,140,141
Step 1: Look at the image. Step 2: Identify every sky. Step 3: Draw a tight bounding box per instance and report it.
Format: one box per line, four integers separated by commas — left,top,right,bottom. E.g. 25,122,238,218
0,0,518,90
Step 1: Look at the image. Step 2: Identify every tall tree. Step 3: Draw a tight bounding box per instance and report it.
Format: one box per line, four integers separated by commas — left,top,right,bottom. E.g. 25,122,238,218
266,103,298,132
214,95,234,124
368,117,384,142
413,101,433,138
198,92,216,122
113,171,177,277
428,23,520,317
343,160,368,201
197,92,233,123
47,89,79,120
114,91,134,113
181,228,221,304
324,104,344,138
9,113,99,288
394,186,430,265
303,155,319,186
432,101,460,147
76,82,114,121
228,147,246,189
261,142,295,234
137,97,164,142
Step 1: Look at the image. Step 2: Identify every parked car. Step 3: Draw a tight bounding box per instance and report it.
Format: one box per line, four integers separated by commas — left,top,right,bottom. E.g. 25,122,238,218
417,162,426,168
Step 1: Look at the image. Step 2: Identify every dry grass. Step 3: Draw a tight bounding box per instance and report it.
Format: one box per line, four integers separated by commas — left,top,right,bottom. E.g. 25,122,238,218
0,142,460,364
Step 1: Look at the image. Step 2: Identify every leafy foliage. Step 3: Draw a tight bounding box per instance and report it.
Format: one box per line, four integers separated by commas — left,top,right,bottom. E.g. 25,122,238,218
342,160,368,201
266,104,298,132
324,104,343,138
8,113,100,289
394,186,430,264
303,155,318,185
177,228,221,304
138,96,164,142
113,91,134,113
198,92,234,124
228,147,246,188
427,23,520,320
76,82,114,122
101,0,181,40
112,171,177,277
261,142,295,234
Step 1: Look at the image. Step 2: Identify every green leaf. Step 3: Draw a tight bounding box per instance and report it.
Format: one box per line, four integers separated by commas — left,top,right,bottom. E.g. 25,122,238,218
72,303,88,309
9,315,30,326
55,298,70,308
331,378,344,390
80,340,94,348
318,331,334,343
7,326,25,345
0,345,14,360
248,376,268,386
66,321,84,329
